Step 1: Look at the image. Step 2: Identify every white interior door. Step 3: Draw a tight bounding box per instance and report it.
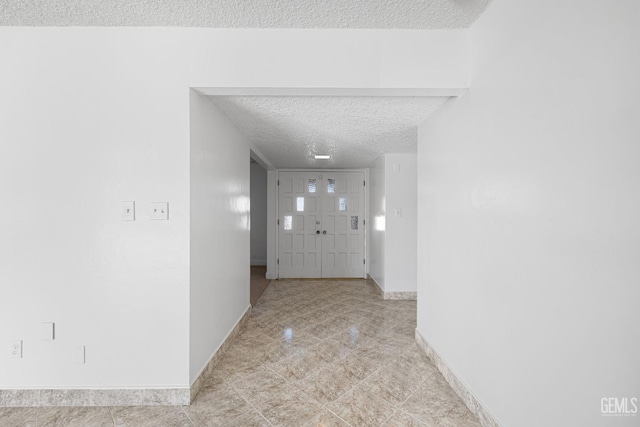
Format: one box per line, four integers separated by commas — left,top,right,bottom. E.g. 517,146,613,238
278,170,365,279
321,172,365,278
278,172,322,278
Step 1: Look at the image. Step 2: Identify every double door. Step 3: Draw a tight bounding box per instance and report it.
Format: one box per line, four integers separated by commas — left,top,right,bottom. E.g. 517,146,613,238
278,171,365,278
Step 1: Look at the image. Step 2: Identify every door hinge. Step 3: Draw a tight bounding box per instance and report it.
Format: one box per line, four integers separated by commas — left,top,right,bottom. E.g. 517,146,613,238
277,219,280,225
363,219,366,226
363,259,366,264
277,180,280,186
277,258,280,265
363,180,366,186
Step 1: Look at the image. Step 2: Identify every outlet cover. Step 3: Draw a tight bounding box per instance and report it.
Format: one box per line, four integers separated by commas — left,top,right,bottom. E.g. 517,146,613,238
10,341,22,358
150,202,169,220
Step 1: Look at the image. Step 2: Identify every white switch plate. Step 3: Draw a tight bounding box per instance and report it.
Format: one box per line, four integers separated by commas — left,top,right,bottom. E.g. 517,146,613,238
121,201,135,221
394,208,402,218
42,322,55,341
73,345,86,364
393,163,401,173
150,202,169,220
10,341,22,358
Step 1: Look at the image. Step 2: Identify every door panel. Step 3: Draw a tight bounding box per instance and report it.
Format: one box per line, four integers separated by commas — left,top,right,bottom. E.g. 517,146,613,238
278,170,365,278
321,172,365,278
278,172,321,278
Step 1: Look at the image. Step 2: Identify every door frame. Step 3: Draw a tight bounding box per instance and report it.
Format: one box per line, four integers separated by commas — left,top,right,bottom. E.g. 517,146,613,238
275,168,369,279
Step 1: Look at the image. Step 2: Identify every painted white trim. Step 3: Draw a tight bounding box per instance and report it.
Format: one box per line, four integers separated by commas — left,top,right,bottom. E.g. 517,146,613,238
265,271,277,280
250,147,275,171
415,329,501,427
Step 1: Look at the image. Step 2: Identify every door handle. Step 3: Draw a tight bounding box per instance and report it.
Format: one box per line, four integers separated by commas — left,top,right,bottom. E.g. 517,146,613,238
323,230,327,234
316,230,320,234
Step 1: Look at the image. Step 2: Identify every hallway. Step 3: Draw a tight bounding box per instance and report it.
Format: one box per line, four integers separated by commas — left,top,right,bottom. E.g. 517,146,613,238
1,280,480,426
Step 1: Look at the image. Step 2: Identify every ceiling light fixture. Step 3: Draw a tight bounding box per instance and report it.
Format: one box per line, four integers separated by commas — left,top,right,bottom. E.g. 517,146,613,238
314,154,331,160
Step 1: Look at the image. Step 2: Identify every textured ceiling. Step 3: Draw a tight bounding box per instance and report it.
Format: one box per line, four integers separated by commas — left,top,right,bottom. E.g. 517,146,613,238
0,0,489,28
209,96,448,168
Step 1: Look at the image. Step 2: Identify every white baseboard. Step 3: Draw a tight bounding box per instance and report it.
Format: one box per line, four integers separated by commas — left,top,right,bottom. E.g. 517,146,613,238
265,271,277,280
415,329,501,427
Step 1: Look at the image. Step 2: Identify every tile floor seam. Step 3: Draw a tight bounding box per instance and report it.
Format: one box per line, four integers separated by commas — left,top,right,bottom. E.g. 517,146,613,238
394,370,442,426
379,406,400,427
179,405,195,426
108,407,116,426
227,379,276,427
324,406,355,427
315,360,386,417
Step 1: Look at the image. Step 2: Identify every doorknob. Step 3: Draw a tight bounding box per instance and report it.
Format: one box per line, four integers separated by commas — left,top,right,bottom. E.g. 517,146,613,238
323,230,327,234
316,230,320,234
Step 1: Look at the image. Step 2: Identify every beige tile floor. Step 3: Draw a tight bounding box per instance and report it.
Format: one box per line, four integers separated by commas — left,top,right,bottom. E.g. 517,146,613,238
1,279,481,427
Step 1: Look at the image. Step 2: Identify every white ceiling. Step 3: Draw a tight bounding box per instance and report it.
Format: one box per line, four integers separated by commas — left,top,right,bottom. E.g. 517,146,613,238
0,0,488,29
209,96,448,169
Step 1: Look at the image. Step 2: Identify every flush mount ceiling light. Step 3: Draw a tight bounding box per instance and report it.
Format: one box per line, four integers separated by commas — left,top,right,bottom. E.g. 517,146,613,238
314,154,331,160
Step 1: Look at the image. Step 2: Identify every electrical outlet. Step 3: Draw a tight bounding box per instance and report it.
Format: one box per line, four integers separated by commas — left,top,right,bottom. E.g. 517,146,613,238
10,341,22,358
150,202,169,220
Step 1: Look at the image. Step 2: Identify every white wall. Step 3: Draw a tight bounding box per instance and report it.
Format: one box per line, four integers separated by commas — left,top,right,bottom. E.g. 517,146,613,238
0,29,192,389
0,26,464,391
384,154,417,293
368,157,386,288
368,154,417,293
416,1,640,426
189,93,250,383
250,162,268,265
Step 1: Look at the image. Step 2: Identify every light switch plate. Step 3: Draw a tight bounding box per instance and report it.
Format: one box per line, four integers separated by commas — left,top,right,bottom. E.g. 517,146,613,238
121,201,135,221
394,208,402,218
150,202,169,220
42,322,55,341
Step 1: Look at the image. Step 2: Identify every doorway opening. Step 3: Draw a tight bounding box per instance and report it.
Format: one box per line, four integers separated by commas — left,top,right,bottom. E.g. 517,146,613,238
250,155,270,305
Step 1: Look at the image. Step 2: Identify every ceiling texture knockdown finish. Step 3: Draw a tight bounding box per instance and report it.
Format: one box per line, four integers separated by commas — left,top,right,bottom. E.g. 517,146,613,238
210,96,448,168
1,0,490,168
0,0,489,29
